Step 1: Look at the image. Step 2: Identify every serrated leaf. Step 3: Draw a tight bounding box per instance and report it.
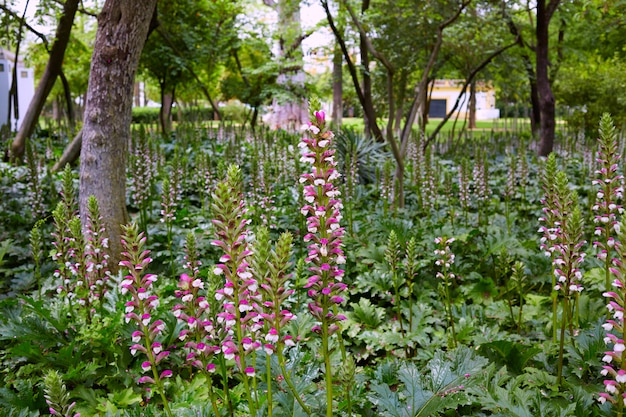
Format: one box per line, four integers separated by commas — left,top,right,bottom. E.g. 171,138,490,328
107,387,142,407
368,382,404,417
369,347,489,417
478,340,541,375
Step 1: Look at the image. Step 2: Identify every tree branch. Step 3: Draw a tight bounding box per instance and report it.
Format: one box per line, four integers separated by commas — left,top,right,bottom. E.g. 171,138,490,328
0,4,50,49
320,0,383,141
156,27,222,120
426,37,520,146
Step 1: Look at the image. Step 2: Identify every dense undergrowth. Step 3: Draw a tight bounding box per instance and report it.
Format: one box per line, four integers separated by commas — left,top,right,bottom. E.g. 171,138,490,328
0,111,621,416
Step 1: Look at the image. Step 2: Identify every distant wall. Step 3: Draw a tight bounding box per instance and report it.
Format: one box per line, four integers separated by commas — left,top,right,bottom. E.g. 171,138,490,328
429,80,500,121
0,49,35,131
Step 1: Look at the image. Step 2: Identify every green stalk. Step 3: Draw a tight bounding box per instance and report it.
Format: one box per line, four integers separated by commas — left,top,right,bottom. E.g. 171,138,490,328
392,270,404,337
266,354,273,417
505,198,511,236
203,371,221,417
218,357,234,417
234,298,256,417
322,316,333,417
333,305,352,415
443,272,457,348
556,295,568,387
141,322,172,417
276,349,311,415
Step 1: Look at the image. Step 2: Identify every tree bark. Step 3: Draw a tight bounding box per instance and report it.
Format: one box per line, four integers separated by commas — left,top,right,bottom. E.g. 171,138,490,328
505,13,540,136
11,0,79,160
59,71,76,133
331,37,343,129
79,0,157,272
52,129,82,172
469,80,476,129
536,0,560,156
359,0,373,139
159,85,174,134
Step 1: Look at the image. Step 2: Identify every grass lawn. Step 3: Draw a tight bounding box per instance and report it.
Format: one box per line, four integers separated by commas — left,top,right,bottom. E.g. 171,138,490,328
341,117,533,134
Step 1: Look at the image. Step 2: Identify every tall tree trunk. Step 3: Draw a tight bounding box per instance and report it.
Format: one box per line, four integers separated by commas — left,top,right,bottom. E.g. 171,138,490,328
321,0,383,141
159,85,174,135
59,71,76,133
394,69,408,138
79,0,157,273
11,0,79,160
528,69,541,135
360,0,372,139
469,79,476,129
536,0,560,156
331,38,343,129
7,0,29,131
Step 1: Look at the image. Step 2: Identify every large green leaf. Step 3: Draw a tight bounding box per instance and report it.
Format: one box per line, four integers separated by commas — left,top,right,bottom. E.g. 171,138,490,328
478,340,541,375
368,346,489,417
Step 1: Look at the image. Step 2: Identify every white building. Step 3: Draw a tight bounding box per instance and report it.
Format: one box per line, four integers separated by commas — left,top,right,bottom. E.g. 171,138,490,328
429,79,500,120
0,48,35,131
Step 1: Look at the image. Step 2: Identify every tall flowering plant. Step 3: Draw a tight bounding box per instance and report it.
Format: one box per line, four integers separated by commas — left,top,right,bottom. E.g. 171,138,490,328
434,236,457,348
299,101,347,417
592,113,623,291
119,223,172,417
600,217,626,414
211,164,262,416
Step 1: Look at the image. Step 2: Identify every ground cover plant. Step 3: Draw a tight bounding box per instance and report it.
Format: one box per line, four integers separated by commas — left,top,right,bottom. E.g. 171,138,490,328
0,107,623,416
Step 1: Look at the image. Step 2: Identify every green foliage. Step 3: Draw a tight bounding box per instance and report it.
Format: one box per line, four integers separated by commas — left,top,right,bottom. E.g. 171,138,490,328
335,127,389,184
0,113,621,416
368,347,489,417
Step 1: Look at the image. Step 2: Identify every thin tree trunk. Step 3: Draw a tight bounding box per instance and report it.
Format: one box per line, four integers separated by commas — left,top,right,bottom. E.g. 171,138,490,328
331,38,343,129
160,86,174,134
79,0,158,273
506,9,541,136
11,0,79,160
360,0,372,139
52,129,82,172
402,0,471,154
469,80,476,129
425,37,518,145
156,27,222,121
536,0,560,156
394,70,408,138
321,0,383,141
59,71,75,133
7,0,29,130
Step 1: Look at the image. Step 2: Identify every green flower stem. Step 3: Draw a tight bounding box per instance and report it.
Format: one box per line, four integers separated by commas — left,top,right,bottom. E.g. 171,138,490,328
392,269,404,337
333,305,352,415
266,354,273,417
322,317,333,417
234,295,256,416
201,369,221,417
551,283,558,343
218,356,234,417
443,271,457,348
557,295,569,387
141,321,172,417
276,348,312,415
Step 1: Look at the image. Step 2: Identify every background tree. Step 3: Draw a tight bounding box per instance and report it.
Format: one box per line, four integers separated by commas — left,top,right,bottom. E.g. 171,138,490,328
330,0,472,207
262,0,309,131
79,0,157,272
10,0,79,160
140,0,242,132
220,33,276,130
535,0,561,156
554,0,626,136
